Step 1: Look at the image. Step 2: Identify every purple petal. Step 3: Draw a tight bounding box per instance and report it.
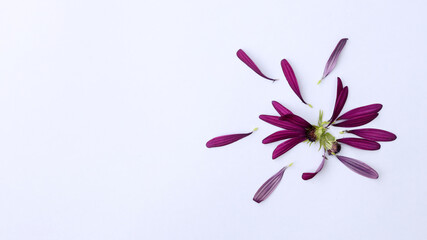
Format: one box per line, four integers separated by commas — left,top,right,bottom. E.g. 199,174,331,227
338,104,383,120
346,128,397,142
262,130,306,144
272,136,306,159
272,101,293,116
253,165,289,203
336,77,344,97
336,155,379,179
206,130,254,148
328,86,349,125
337,138,381,150
237,49,276,81
259,115,306,131
320,38,348,81
333,113,379,128
279,114,312,128
302,155,326,180
281,59,308,105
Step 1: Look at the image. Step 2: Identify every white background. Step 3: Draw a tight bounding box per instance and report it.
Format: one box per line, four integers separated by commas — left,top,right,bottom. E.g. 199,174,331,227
1,0,426,239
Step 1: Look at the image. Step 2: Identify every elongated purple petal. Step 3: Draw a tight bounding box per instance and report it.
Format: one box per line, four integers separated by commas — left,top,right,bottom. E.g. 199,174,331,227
333,113,378,128
253,165,289,203
338,104,383,120
302,155,326,180
272,101,293,116
259,115,306,131
237,49,276,81
280,114,312,128
206,130,254,148
336,77,343,97
272,136,306,159
320,38,348,81
262,130,306,144
337,138,381,150
336,155,379,179
345,128,397,142
328,86,348,125
281,59,308,105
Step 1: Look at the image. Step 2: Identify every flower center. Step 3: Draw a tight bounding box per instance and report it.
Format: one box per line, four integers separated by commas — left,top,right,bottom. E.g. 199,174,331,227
312,110,339,153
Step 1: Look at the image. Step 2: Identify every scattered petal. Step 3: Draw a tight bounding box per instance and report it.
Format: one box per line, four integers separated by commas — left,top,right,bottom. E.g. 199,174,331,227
272,101,293,116
338,104,383,120
279,114,312,128
206,129,255,148
259,115,306,131
253,164,292,203
237,49,277,81
263,130,306,144
336,155,379,179
337,138,381,150
281,59,309,105
272,136,306,159
328,86,349,125
333,113,379,128
302,155,326,180
345,128,397,142
319,38,348,83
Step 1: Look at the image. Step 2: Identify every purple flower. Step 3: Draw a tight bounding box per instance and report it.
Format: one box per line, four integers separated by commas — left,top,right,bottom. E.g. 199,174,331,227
344,128,397,142
253,163,292,203
237,49,277,81
281,59,311,107
206,128,257,148
319,38,348,84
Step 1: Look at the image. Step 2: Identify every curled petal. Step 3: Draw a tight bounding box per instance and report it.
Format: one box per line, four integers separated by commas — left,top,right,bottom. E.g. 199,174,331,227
333,113,378,128
337,138,381,150
320,38,348,82
328,86,349,125
302,155,326,180
338,104,383,120
336,155,379,179
272,136,306,159
237,49,276,81
279,114,312,128
346,128,397,142
262,130,306,144
253,165,290,203
281,59,309,105
259,115,305,131
206,129,255,148
272,101,293,116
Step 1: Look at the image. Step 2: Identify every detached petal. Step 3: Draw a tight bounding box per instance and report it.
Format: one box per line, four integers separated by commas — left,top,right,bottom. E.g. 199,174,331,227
253,165,290,203
346,128,397,142
302,155,326,180
336,155,379,179
262,130,306,144
328,86,349,125
338,104,383,120
320,38,348,82
333,113,379,128
272,136,306,159
279,114,312,128
272,101,293,116
259,115,306,131
206,130,255,148
281,59,309,105
337,138,381,150
237,49,276,81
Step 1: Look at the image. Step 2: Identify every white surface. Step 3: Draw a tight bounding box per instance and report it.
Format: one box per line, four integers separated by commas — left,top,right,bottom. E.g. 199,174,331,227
0,0,426,239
